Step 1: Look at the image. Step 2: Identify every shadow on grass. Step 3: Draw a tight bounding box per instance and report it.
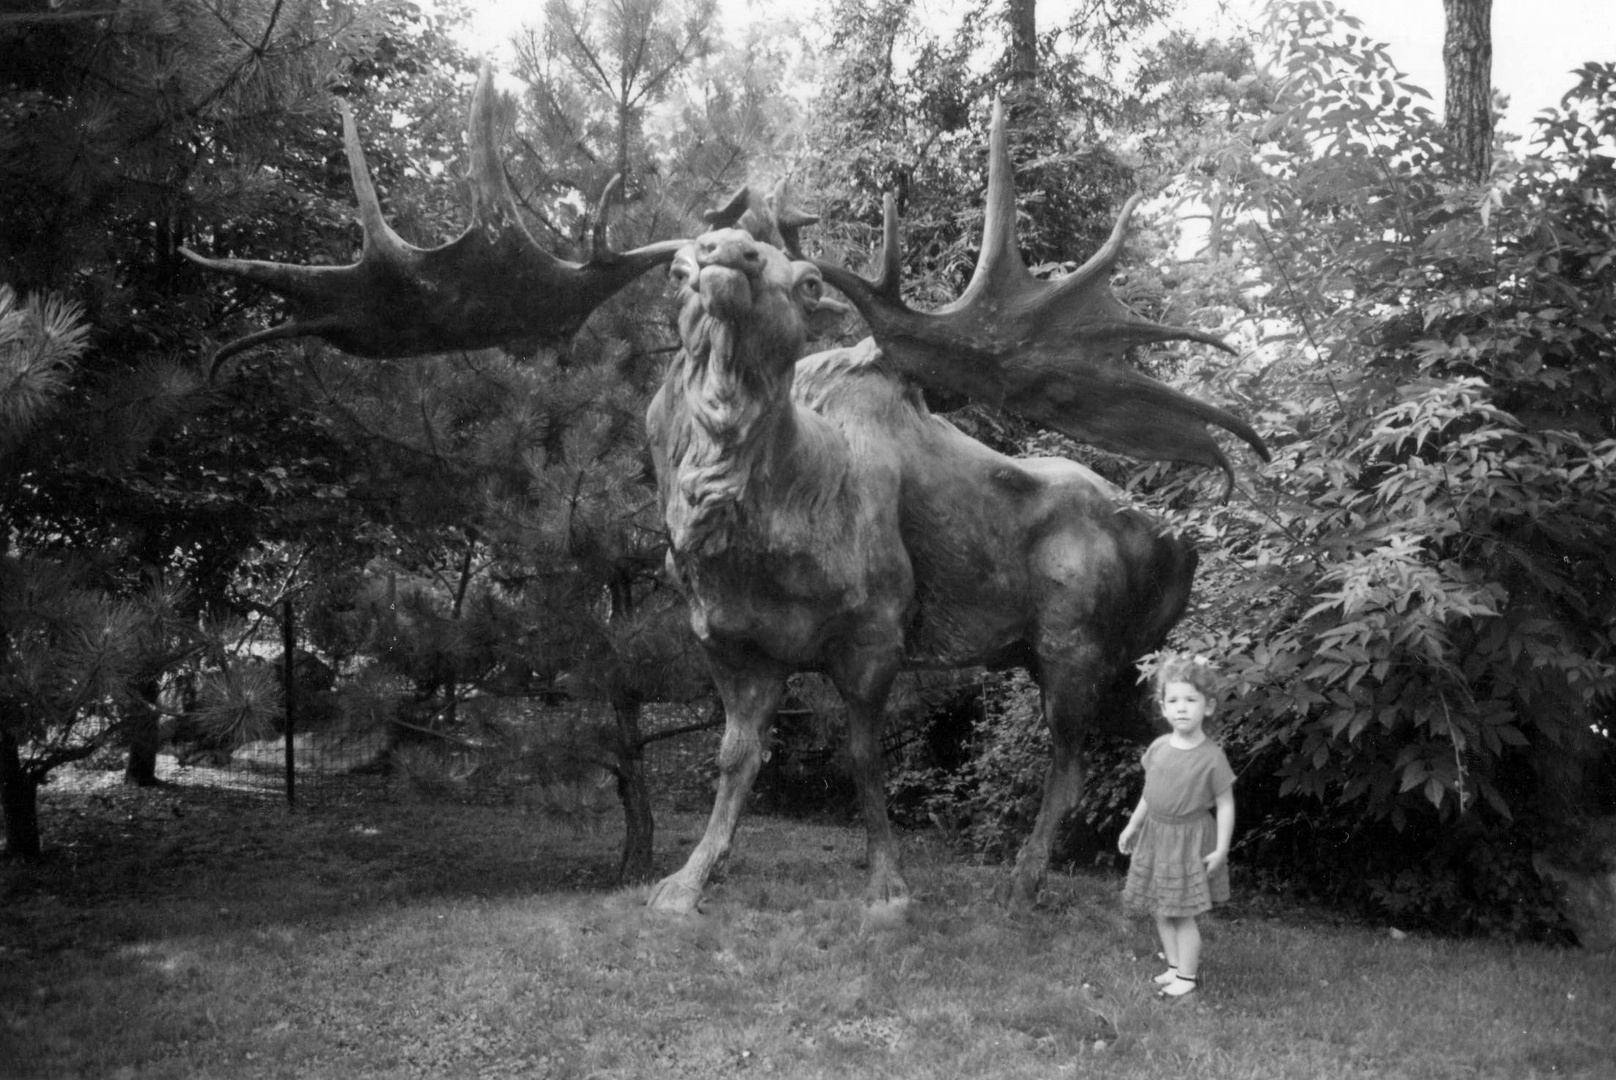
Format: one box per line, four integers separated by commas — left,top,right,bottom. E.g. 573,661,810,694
5,767,1615,1080
3,768,630,944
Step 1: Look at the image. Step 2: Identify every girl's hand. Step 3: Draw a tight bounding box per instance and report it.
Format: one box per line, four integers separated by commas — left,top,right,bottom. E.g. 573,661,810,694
1203,849,1227,874
1118,827,1137,855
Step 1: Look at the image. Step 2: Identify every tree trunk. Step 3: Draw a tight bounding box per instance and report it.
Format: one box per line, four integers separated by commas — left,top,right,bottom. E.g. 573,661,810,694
602,564,654,883
124,679,161,786
1006,0,1037,95
1529,674,1596,823
281,600,297,810
1442,0,1493,182
1,730,42,859
613,699,655,883
1204,188,1227,260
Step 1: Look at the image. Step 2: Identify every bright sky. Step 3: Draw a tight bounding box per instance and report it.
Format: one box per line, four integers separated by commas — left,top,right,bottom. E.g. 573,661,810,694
1185,0,1614,137
461,0,1614,139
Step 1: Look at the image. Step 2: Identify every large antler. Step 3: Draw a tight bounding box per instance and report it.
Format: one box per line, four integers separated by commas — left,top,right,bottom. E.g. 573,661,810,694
183,64,682,374
813,100,1269,487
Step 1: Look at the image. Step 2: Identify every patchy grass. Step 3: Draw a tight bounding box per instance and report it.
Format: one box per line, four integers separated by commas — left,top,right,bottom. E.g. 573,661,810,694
2,767,1612,1079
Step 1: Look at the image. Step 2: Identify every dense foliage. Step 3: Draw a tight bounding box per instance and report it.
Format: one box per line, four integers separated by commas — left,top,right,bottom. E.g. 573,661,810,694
0,0,464,849
1119,5,1616,937
884,672,1152,870
801,0,1178,307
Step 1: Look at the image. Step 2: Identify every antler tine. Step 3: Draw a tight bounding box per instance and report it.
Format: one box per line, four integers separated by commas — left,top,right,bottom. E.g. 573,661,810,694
763,179,820,260
811,95,1267,484
954,97,1027,306
703,187,753,230
590,175,625,262
342,98,414,261
809,193,906,313
1060,190,1140,293
869,193,904,300
697,182,820,259
464,63,530,236
183,61,682,371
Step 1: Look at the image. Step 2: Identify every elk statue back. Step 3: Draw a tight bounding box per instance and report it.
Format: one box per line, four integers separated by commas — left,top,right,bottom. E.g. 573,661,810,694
184,66,1268,912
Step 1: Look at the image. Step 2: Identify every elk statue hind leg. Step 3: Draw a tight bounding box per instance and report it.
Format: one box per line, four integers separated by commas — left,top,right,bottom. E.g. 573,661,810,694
647,662,787,913
1003,505,1199,908
1000,641,1107,909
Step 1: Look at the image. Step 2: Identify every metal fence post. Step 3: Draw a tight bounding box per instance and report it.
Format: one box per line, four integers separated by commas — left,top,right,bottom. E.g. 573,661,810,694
282,598,296,810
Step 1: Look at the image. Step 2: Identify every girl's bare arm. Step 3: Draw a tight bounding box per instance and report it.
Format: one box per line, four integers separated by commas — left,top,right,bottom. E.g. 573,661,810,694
1204,788,1235,872
1117,797,1149,854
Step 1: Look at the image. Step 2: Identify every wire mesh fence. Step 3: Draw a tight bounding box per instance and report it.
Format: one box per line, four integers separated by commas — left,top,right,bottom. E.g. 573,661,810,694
170,697,722,819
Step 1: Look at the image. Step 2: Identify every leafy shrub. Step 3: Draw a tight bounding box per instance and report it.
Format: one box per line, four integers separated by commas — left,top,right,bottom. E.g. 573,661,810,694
892,671,1157,870
1130,4,1616,937
753,672,982,822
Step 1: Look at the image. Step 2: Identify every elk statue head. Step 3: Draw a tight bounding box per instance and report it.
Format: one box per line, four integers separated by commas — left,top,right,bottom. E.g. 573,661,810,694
656,220,853,557
181,63,683,375
669,222,849,425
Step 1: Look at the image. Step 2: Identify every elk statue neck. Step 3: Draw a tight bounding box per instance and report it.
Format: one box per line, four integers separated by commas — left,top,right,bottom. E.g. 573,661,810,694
662,305,801,556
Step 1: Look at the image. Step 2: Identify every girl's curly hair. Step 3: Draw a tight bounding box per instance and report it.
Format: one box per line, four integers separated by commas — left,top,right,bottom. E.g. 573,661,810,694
1153,653,1220,702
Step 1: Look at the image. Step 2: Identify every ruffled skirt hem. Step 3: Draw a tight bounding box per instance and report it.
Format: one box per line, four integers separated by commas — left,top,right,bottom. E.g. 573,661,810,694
1121,814,1228,918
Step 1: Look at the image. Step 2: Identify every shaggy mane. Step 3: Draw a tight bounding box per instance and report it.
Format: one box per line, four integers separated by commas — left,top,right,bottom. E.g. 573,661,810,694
667,310,793,553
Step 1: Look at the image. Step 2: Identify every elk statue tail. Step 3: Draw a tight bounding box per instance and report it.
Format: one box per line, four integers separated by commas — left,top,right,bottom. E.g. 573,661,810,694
1090,527,1199,740
1133,529,1199,660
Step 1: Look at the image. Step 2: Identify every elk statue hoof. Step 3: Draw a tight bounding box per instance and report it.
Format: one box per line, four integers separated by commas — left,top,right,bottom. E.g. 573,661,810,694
646,875,702,914
860,897,912,932
863,880,912,909
995,873,1041,912
863,858,911,908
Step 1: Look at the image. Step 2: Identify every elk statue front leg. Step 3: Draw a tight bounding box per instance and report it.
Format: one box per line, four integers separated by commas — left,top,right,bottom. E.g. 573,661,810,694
829,646,911,906
647,664,787,913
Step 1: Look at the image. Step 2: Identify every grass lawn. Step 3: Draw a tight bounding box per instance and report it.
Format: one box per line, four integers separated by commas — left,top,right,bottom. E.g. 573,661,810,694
2,764,1612,1079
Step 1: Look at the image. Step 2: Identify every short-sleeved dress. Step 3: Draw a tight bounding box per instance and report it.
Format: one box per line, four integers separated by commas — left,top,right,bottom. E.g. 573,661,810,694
1121,735,1236,917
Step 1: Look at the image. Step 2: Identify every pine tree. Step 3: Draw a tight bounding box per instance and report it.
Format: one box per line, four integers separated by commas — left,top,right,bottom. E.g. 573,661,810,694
0,0,409,843
0,285,164,856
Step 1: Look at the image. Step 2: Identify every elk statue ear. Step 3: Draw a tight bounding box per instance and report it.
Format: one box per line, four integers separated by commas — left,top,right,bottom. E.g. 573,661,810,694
803,295,851,340
810,100,1268,493
702,180,819,256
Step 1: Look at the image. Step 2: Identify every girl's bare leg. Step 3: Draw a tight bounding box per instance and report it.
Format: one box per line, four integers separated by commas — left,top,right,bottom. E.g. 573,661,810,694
1158,916,1202,997
1173,917,1203,979
1153,913,1180,982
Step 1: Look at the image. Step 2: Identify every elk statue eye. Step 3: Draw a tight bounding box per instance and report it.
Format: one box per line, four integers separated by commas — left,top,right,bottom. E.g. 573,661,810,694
799,275,823,301
669,252,698,289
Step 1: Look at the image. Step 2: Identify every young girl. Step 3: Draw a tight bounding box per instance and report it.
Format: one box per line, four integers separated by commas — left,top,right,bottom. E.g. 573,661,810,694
1118,655,1236,1000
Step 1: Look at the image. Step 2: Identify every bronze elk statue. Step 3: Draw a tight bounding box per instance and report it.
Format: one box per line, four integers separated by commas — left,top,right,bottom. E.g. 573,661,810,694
186,66,1268,912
